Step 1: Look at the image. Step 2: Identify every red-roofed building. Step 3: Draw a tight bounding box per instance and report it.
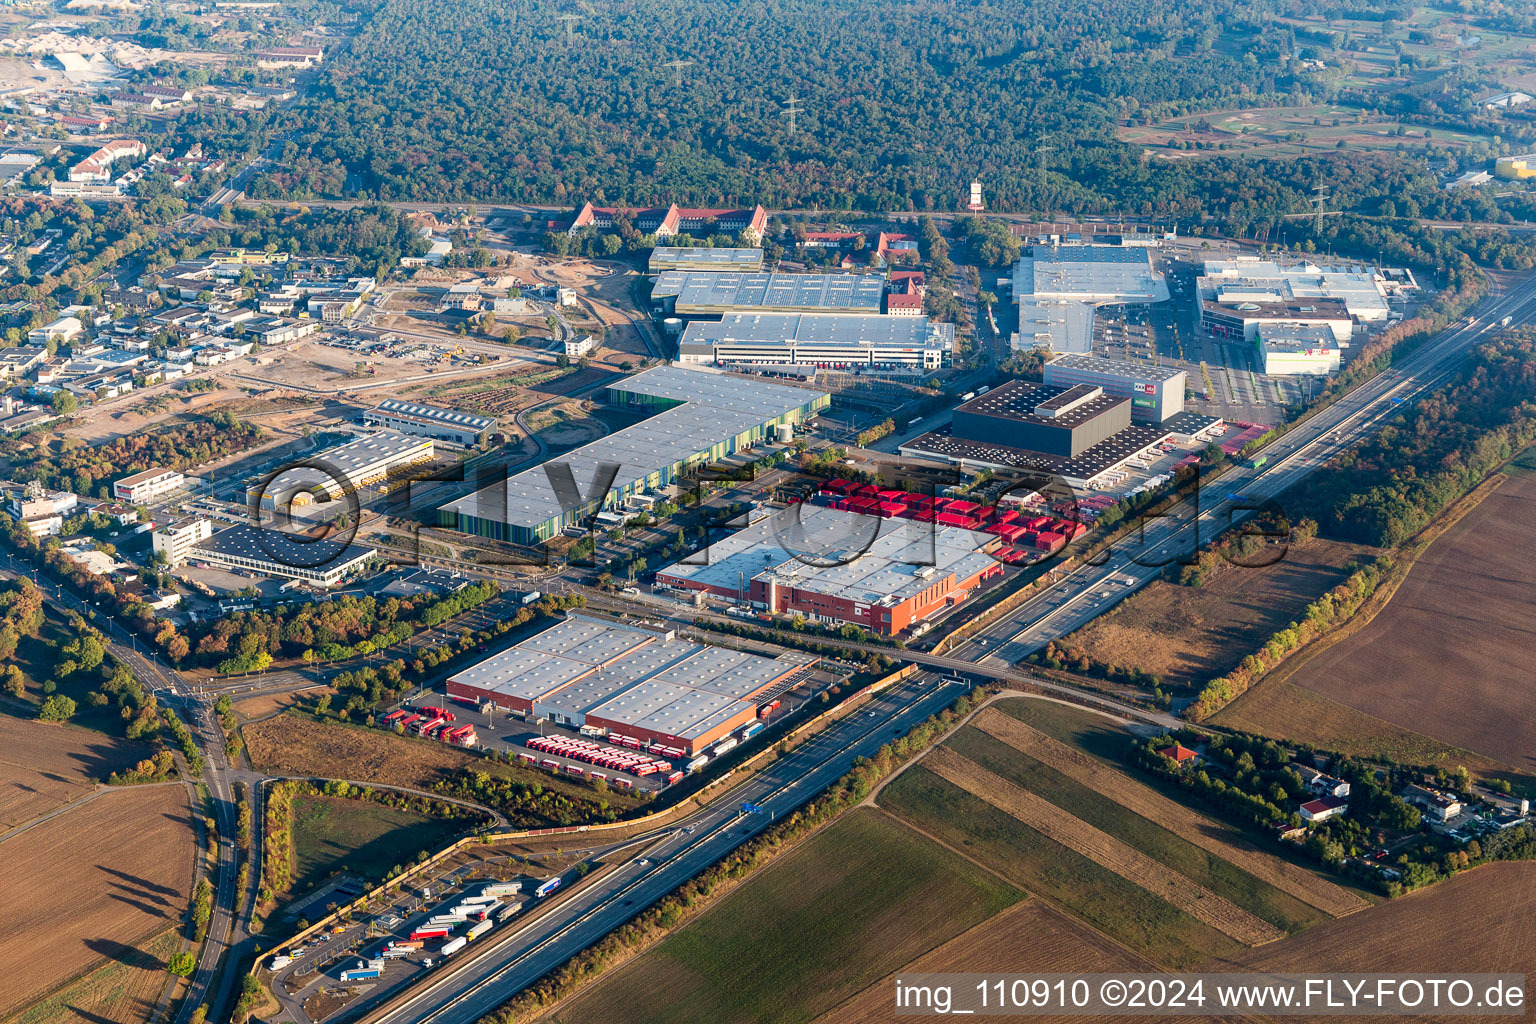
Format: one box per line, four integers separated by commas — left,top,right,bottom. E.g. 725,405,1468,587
890,269,926,292
60,114,112,134
886,291,924,316
1299,795,1348,822
876,231,919,265
569,202,767,243
69,139,146,183
1157,743,1200,765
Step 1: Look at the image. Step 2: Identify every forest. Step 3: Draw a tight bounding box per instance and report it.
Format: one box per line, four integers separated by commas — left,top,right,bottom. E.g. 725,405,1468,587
1299,330,1536,546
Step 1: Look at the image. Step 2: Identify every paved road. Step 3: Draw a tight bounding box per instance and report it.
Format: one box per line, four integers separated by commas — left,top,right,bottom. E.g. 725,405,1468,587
351,271,1536,1024
361,670,968,1024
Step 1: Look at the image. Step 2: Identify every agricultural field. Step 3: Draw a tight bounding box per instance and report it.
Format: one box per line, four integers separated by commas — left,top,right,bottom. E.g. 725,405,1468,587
1063,537,1365,686
1276,470,1536,768
542,809,1022,1024
0,785,196,1019
1212,678,1512,776
2,927,183,1024
879,763,1238,968
1119,105,1494,162
1212,861,1535,990
289,794,468,895
242,712,479,789
966,708,1369,919
814,901,1242,1024
0,717,149,830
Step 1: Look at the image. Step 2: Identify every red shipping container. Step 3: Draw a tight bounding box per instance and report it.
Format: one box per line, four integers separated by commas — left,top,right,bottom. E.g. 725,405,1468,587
852,483,879,498
995,509,1019,524
946,499,980,516
913,510,937,522
1034,531,1064,550
935,511,972,528
877,501,906,518
877,489,905,501
1026,515,1050,529
823,478,853,494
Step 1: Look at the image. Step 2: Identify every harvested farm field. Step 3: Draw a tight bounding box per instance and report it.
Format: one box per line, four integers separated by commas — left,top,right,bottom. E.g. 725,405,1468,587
242,712,476,788
880,763,1241,967
0,784,196,1019
3,926,184,1024
1278,471,1536,768
922,747,1286,946
1064,538,1364,685
0,718,149,829
540,809,1021,1024
814,900,1243,1024
1211,862,1536,1020
972,707,1369,918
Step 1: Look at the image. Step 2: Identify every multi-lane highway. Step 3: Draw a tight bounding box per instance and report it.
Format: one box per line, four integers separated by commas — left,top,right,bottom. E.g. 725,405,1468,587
353,269,1536,1024
363,670,971,1024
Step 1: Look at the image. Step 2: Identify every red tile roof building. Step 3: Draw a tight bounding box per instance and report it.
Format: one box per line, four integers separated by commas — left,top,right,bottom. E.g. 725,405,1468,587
569,202,768,243
69,139,146,183
1157,743,1200,764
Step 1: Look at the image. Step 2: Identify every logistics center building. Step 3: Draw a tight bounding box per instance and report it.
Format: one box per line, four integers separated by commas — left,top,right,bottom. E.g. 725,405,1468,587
655,504,1003,636
676,312,954,371
1012,244,1169,354
439,366,830,546
1042,353,1186,423
248,430,435,511
650,271,886,316
899,379,1181,488
446,614,815,756
647,247,765,274
362,400,493,447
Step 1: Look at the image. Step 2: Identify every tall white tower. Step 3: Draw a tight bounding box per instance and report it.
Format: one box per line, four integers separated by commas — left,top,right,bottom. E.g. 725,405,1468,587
965,180,985,211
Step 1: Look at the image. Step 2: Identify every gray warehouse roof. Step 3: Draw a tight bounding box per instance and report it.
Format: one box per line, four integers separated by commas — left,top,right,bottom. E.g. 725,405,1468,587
370,400,493,431
1045,352,1186,383
439,366,827,531
648,247,765,272
651,271,885,312
679,312,952,350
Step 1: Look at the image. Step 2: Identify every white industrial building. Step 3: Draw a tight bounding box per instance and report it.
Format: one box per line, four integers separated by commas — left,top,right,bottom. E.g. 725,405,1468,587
677,313,954,372
1255,325,1342,376
152,516,213,566
1011,244,1169,354
189,524,375,586
1042,353,1186,423
362,400,493,447
248,431,434,511
113,467,185,503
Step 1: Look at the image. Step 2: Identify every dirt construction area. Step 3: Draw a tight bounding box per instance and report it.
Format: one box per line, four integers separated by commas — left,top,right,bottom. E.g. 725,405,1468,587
1279,471,1536,769
973,708,1368,918
0,718,150,830
924,747,1285,946
242,713,477,789
1065,538,1365,685
0,784,196,1019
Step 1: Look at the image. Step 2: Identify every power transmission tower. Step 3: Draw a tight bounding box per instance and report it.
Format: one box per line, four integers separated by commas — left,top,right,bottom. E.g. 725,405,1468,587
660,59,694,86
556,13,580,44
1311,185,1329,234
782,96,804,136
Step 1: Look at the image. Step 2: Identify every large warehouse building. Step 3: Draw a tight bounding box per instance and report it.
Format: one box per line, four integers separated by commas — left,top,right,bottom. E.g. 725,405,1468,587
249,430,434,512
188,523,376,586
677,313,954,372
1042,353,1186,423
362,400,493,447
1196,259,1415,342
899,379,1178,487
650,271,886,316
446,614,814,756
1011,244,1169,354
648,247,764,274
1255,325,1342,376
656,504,1003,636
439,366,829,546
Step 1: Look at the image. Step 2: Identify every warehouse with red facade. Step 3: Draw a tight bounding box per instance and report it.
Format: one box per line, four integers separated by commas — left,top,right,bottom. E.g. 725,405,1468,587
445,615,814,756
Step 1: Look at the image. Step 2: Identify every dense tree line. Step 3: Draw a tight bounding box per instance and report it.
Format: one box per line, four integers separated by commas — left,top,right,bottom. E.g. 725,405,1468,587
1297,330,1536,546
